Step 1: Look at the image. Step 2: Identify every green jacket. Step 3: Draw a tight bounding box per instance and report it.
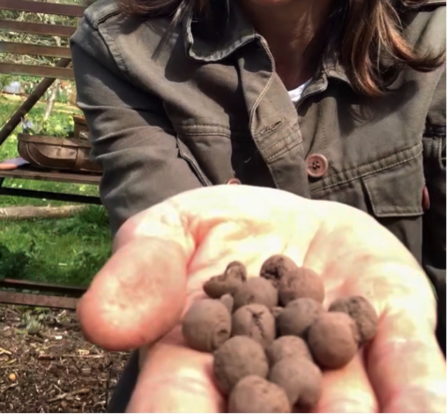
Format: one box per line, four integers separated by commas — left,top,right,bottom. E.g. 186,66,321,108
70,0,446,349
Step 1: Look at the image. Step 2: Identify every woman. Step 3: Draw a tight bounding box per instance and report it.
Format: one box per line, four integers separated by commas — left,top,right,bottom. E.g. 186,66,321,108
70,0,445,409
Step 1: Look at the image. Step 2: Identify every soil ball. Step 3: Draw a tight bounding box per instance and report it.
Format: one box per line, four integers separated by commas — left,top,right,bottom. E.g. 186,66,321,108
182,299,231,352
269,357,322,409
307,312,359,369
328,296,378,344
266,336,312,367
220,294,234,314
203,261,247,298
228,376,291,413
213,336,269,394
232,304,276,348
277,298,324,338
233,277,278,311
278,267,325,306
260,254,299,288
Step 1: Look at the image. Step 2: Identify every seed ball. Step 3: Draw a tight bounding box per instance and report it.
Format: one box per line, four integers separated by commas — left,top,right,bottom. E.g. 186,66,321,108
270,307,284,337
203,261,247,298
307,312,360,369
213,336,269,394
220,294,234,314
232,304,276,348
266,336,313,367
277,298,324,338
182,299,231,352
228,375,291,413
278,267,325,306
271,306,284,319
269,357,322,408
260,254,299,288
226,261,248,279
328,296,378,344
233,277,278,311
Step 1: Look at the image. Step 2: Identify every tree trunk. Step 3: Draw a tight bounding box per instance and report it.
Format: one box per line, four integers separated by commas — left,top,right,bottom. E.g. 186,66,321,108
0,205,86,220
42,12,62,122
42,79,60,121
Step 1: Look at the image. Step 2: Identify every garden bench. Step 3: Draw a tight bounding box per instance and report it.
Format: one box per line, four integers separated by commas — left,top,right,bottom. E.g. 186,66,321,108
0,0,101,205
0,0,101,309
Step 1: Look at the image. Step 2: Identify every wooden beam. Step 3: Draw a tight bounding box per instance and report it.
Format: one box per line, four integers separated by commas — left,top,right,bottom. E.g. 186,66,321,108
0,291,79,310
0,42,71,58
0,0,84,17
0,278,87,297
0,205,87,220
0,20,77,37
0,62,74,79
0,167,101,185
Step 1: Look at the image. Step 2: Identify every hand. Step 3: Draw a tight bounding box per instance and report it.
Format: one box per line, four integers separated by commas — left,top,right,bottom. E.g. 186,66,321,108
77,185,446,413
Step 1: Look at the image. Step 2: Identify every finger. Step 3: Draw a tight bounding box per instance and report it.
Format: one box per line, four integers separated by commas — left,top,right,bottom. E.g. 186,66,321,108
77,237,188,351
316,352,378,413
367,287,446,412
127,334,224,413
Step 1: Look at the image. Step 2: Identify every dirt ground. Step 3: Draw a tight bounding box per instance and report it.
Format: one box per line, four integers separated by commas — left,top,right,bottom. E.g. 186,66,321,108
0,304,129,413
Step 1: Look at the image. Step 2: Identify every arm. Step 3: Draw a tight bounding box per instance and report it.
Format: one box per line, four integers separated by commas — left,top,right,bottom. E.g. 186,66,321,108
70,18,205,236
422,66,446,354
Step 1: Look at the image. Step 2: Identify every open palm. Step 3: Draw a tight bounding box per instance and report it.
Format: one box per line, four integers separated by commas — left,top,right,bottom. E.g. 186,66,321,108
77,185,446,413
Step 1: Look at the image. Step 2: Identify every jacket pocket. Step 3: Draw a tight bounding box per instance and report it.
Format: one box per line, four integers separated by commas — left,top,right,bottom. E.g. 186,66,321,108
176,136,212,186
176,131,252,185
361,153,424,218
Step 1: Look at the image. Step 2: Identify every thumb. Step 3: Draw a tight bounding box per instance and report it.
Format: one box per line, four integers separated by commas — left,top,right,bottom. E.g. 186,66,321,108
77,236,189,351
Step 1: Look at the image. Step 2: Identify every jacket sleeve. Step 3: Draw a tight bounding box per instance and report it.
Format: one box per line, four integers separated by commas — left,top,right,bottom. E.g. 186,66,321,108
422,65,446,354
70,18,205,236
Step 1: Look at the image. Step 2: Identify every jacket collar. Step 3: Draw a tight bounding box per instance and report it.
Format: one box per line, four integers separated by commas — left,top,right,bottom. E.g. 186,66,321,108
182,1,352,86
182,0,446,87
182,1,256,62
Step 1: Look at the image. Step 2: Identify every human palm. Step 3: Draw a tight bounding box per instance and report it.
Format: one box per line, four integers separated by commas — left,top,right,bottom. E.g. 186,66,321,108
77,185,446,413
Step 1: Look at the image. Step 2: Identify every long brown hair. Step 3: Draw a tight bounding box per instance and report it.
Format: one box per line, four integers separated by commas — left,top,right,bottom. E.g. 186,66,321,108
118,0,445,97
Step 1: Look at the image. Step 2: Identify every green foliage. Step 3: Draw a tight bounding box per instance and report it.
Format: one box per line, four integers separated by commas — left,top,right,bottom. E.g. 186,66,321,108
36,114,75,137
0,74,13,90
0,95,78,138
0,206,111,285
0,242,33,277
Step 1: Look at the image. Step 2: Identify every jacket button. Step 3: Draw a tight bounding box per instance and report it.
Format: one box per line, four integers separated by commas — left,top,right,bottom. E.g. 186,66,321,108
422,186,430,211
306,154,329,178
226,178,241,185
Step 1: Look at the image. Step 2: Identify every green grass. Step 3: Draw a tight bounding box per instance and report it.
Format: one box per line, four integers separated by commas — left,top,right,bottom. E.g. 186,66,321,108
0,94,111,286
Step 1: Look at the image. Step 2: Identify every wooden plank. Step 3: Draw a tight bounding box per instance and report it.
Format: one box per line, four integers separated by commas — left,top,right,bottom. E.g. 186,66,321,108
0,187,102,205
0,291,79,310
0,205,88,220
0,166,101,185
0,42,71,58
0,0,84,17
0,62,74,79
0,278,87,296
0,20,77,37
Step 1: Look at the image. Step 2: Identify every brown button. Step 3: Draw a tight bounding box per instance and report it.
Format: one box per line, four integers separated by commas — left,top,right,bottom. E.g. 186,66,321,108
306,154,329,178
422,186,430,211
226,178,241,185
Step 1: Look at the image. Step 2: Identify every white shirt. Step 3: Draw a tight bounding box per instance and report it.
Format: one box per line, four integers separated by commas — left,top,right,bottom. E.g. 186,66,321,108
287,79,311,103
